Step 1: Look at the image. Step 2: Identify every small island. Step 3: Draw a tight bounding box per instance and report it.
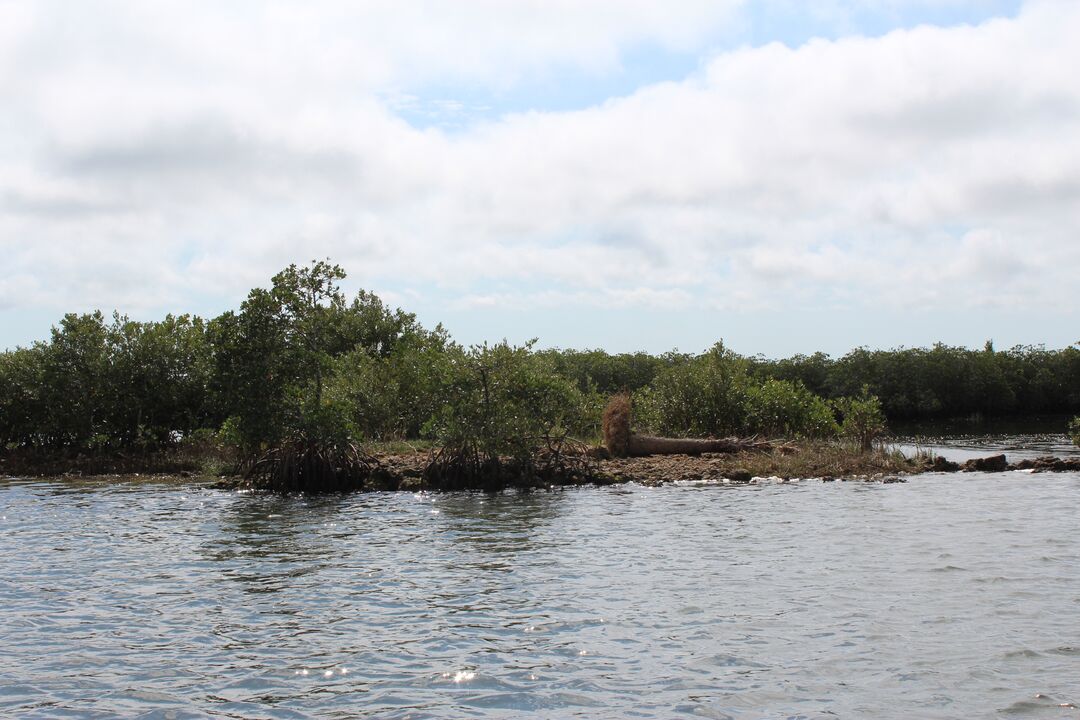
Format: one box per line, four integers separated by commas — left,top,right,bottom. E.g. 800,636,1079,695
2,261,1079,491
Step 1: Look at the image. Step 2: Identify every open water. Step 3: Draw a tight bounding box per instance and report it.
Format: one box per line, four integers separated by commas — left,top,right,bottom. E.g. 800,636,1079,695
2,438,1079,718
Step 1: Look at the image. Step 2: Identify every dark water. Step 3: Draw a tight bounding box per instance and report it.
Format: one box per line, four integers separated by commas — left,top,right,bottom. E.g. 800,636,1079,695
2,467,1080,718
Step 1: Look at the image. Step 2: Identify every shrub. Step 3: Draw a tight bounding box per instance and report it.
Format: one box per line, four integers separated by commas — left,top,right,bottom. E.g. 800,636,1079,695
1069,416,1080,447
635,342,751,437
324,350,402,441
634,344,848,441
0,346,47,449
744,379,839,439
833,388,888,451
383,328,458,439
423,341,592,489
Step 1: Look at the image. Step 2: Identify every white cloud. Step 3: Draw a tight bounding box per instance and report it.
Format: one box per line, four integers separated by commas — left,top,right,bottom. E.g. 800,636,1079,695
1,0,1077,350
4,1,742,94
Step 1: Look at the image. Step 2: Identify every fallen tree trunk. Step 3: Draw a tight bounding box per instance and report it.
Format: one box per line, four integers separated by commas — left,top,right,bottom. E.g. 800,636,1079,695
602,392,779,458
626,434,772,456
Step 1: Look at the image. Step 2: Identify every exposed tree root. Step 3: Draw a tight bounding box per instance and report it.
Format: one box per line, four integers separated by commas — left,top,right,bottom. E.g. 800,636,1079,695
244,439,378,492
601,393,633,457
422,435,602,491
532,436,604,485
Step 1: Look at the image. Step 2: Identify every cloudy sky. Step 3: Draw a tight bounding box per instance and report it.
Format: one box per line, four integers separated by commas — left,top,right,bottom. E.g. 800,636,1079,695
2,0,1077,356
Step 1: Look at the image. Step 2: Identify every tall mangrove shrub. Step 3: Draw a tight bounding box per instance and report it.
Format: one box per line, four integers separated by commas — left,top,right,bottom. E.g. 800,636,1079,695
635,343,838,439
0,312,212,452
211,260,429,490
423,341,590,489
636,342,751,437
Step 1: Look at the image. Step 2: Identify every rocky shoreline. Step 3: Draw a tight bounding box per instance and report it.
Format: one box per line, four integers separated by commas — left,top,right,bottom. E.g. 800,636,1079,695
600,451,1080,486
925,454,1080,473
6,446,1079,491
227,447,1080,490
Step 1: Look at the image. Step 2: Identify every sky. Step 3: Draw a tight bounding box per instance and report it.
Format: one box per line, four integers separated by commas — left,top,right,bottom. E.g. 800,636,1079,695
2,0,1077,357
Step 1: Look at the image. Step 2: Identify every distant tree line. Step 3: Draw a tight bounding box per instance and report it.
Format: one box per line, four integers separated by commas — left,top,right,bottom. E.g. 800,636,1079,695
748,343,1080,422
1,260,1077,460
540,343,1080,425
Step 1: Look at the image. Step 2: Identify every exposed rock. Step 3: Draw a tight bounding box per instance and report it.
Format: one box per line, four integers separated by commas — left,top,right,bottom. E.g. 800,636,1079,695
726,468,753,484
961,454,1008,473
926,456,960,472
1015,456,1080,472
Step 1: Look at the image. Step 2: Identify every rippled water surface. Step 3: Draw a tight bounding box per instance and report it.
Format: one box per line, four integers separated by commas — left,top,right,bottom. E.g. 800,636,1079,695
3,469,1080,718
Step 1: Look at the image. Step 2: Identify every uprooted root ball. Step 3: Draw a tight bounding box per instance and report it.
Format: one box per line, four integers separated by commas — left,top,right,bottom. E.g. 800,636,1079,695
602,393,633,458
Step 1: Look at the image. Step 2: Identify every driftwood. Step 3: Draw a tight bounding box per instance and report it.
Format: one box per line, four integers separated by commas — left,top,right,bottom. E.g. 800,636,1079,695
602,393,780,458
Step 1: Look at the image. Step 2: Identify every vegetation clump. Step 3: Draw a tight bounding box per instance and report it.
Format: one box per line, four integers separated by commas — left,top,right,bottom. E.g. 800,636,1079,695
633,343,839,440
833,388,888,451
421,341,599,490
1070,417,1080,447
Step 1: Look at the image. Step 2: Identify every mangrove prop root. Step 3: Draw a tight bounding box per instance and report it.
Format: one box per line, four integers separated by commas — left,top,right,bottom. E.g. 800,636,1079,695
533,436,600,485
423,435,601,490
423,445,505,491
244,440,378,492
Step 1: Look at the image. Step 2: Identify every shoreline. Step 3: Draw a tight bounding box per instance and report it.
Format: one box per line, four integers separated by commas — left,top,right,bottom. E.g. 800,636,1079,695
4,443,1079,491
